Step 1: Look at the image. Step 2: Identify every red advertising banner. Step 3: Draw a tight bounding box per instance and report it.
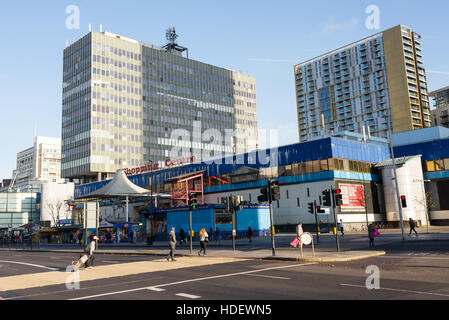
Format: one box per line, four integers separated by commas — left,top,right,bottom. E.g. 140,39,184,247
339,184,365,207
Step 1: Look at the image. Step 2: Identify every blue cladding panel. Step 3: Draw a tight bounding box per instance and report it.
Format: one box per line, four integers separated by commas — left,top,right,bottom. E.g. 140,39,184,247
424,171,449,180
167,208,215,235
75,137,388,198
394,138,449,161
331,137,390,163
236,208,271,232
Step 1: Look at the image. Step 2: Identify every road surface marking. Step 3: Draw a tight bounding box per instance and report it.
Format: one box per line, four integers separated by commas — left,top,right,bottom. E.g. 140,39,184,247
102,261,120,264
382,255,449,261
176,293,201,299
70,287,149,300
340,284,449,298
147,287,166,292
71,262,316,300
5,276,165,300
247,274,291,280
0,260,59,271
0,257,246,293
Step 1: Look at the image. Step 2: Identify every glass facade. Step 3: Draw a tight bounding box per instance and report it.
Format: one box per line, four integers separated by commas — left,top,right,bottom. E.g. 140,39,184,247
295,34,391,141
295,25,431,142
62,31,258,182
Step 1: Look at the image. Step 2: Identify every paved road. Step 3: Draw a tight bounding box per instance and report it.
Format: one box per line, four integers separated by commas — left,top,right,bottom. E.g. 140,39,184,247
1,237,448,301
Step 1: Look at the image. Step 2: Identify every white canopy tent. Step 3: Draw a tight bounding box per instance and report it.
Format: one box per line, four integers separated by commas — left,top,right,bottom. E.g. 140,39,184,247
76,169,170,223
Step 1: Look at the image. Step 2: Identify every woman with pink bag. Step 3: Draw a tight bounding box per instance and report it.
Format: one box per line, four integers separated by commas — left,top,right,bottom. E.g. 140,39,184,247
290,222,303,248
368,224,379,247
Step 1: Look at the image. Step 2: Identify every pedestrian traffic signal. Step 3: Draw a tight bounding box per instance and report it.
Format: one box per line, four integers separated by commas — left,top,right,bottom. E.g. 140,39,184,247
316,206,325,214
334,188,343,206
401,195,407,208
270,180,281,201
308,202,314,214
258,187,269,203
322,189,332,207
188,194,198,209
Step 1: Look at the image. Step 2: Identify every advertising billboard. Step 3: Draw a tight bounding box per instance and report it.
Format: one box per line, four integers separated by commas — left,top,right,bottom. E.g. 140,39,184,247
339,184,365,208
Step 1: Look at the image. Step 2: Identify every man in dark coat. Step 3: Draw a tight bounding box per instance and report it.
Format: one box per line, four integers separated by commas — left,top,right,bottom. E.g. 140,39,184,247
167,227,177,261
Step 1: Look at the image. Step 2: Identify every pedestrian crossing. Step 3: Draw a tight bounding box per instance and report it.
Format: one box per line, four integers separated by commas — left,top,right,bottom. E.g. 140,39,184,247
0,256,247,293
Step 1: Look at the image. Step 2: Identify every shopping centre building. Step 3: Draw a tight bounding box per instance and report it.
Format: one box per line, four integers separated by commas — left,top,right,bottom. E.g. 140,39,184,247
34,126,445,242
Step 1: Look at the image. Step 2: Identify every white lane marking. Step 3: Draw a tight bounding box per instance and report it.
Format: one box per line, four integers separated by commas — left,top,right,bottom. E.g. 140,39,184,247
147,287,166,292
71,263,316,300
340,284,449,298
247,274,291,280
382,255,449,261
70,287,148,300
148,263,316,289
6,276,165,300
176,293,201,299
102,261,120,264
0,260,59,271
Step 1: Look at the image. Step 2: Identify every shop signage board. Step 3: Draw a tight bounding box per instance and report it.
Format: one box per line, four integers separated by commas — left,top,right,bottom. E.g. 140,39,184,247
84,202,98,229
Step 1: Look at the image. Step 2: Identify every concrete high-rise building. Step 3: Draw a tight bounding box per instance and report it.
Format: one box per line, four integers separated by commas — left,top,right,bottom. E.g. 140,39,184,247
430,86,449,128
294,25,431,142
62,29,258,183
15,136,62,190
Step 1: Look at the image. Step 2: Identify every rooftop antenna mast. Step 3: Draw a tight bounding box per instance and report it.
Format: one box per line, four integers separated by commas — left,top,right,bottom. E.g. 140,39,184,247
162,27,188,58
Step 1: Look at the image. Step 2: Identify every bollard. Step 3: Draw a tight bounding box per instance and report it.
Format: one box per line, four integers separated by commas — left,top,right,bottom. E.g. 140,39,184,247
311,235,315,257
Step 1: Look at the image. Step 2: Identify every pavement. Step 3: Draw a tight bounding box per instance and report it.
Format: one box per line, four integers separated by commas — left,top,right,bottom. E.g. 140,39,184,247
3,226,448,263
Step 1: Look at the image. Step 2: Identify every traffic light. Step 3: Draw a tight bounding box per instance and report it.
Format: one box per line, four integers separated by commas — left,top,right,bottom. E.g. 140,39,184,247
308,202,314,214
188,194,198,209
322,189,332,207
401,195,407,208
223,196,232,212
270,180,281,201
316,206,325,214
334,188,343,206
258,187,269,203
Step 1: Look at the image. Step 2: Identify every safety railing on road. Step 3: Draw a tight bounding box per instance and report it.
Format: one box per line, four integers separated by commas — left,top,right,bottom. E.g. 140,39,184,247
0,239,40,250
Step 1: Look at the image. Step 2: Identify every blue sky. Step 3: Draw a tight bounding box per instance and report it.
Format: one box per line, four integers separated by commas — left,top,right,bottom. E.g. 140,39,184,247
0,0,448,179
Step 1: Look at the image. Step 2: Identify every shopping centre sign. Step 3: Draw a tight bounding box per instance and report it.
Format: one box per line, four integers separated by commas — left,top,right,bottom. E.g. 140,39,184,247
124,156,195,175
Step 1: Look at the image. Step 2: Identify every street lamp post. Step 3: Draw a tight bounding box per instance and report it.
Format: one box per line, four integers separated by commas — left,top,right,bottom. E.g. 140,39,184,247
384,115,405,240
421,179,431,233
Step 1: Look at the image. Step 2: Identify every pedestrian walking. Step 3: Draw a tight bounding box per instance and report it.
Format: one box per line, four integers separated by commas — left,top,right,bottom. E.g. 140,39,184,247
296,221,304,249
198,228,209,256
209,227,214,241
215,227,221,242
180,228,186,245
85,235,99,269
409,218,418,237
368,224,376,248
167,227,177,261
339,219,344,236
247,226,253,242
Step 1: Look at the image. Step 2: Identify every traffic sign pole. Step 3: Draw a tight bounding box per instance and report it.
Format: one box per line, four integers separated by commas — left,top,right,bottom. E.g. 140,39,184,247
232,196,236,253
314,200,319,244
189,207,193,255
268,180,276,257
331,187,341,253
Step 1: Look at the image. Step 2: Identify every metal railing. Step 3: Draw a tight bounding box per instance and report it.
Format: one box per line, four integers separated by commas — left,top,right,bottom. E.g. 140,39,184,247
0,238,40,250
